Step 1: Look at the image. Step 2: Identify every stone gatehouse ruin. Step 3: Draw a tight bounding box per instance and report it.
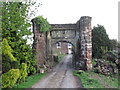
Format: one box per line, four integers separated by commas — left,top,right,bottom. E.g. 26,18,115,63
32,16,92,71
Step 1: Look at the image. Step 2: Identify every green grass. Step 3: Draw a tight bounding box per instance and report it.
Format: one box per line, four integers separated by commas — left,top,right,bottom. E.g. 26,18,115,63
98,73,118,88
73,70,102,88
73,70,118,88
13,73,46,88
73,70,103,88
91,59,118,88
58,54,66,62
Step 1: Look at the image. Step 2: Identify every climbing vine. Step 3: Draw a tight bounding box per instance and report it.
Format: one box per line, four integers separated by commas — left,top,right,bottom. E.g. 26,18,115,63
34,16,51,32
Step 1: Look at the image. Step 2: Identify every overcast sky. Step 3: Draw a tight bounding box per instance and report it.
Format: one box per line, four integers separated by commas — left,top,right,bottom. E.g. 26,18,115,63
33,0,119,40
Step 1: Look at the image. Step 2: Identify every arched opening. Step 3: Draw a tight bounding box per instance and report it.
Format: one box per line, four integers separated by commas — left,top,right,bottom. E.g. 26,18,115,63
51,40,75,56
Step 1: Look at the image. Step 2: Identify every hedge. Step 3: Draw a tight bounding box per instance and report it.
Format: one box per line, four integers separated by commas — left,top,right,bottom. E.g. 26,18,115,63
18,63,27,83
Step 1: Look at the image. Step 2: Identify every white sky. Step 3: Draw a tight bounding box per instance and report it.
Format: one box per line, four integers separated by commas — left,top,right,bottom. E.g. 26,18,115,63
33,0,119,40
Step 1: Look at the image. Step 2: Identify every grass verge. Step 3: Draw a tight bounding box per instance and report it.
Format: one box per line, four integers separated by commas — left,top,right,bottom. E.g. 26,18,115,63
13,73,46,88
73,70,118,88
73,70,103,88
98,73,118,88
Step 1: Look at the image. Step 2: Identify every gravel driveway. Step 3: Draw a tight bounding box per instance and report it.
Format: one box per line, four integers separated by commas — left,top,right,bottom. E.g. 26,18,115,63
32,54,83,88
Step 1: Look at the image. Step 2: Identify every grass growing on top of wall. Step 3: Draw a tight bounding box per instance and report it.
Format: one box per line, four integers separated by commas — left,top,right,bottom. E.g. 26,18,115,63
13,73,46,88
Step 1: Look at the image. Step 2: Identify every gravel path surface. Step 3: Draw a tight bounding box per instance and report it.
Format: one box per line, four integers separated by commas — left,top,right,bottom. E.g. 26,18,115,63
32,54,83,88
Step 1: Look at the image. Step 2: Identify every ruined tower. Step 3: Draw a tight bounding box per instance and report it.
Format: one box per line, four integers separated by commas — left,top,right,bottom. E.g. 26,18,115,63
32,19,46,66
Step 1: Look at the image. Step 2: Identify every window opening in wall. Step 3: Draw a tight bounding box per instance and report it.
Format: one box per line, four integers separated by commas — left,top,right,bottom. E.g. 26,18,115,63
56,42,61,48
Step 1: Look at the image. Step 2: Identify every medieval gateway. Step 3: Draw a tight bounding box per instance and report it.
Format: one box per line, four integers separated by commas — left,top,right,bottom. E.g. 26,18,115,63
32,16,92,71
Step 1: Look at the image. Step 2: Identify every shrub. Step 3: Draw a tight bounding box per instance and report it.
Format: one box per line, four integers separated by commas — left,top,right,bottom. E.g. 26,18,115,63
34,16,51,32
26,56,37,75
2,69,20,88
104,51,117,63
18,63,27,83
2,39,18,73
30,66,36,75
2,39,17,62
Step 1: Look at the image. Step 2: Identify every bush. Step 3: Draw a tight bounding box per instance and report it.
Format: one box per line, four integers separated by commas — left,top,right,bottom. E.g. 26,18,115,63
18,63,27,83
34,16,51,32
104,51,117,63
2,39,18,73
30,66,36,75
2,69,20,88
26,56,37,75
2,39,17,62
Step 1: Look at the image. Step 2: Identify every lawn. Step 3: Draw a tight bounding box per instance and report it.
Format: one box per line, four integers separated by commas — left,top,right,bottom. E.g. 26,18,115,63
13,73,46,88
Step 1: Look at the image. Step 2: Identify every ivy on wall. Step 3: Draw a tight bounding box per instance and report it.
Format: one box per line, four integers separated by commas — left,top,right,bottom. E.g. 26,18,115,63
34,16,51,32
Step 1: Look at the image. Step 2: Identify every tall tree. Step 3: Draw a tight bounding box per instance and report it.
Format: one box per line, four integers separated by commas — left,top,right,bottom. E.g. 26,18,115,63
92,24,111,58
110,39,117,50
2,1,39,75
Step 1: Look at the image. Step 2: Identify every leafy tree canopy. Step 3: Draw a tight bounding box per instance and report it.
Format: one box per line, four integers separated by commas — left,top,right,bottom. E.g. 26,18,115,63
2,1,38,75
92,24,111,58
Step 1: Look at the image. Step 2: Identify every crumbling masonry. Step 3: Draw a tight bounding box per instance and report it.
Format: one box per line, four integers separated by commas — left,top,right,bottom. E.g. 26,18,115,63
32,16,92,71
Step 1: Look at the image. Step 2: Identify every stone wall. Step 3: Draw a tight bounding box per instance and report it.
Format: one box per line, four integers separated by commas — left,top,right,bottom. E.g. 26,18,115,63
79,16,92,70
50,24,76,29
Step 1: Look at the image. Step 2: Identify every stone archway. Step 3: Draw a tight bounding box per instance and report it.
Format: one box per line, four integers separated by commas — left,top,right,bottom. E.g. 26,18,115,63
32,16,92,71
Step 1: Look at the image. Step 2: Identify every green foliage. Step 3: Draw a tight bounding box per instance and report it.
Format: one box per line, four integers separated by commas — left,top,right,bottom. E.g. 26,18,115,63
2,2,31,39
2,1,37,75
13,73,46,88
98,74,118,88
74,70,118,88
26,50,37,75
53,54,66,65
91,59,97,66
28,66,36,75
110,39,117,50
2,38,16,61
58,54,66,62
18,63,27,83
2,69,20,88
73,70,103,88
2,38,19,73
92,25,111,58
34,16,51,32
105,51,117,62
118,41,120,48
15,43,37,75
1,1,39,88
